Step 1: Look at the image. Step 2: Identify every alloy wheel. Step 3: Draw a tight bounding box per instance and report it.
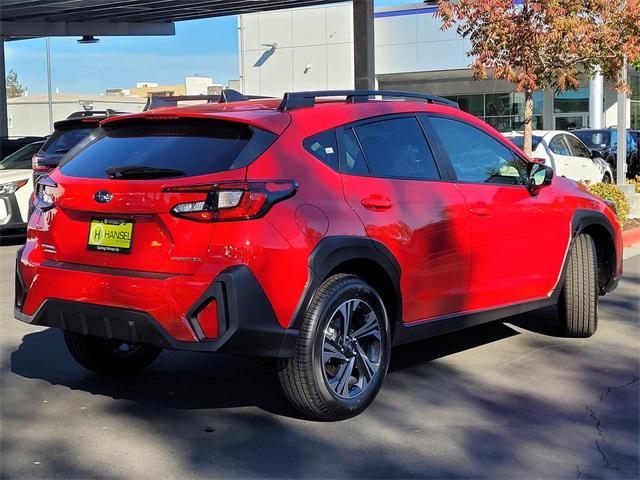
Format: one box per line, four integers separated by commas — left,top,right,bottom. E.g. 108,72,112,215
321,299,382,399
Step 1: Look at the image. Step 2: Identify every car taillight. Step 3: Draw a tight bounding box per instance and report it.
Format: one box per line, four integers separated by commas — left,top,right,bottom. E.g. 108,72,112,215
34,176,58,211
32,153,50,173
165,180,298,222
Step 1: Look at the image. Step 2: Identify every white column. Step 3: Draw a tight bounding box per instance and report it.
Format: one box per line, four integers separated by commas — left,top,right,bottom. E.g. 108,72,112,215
589,69,604,129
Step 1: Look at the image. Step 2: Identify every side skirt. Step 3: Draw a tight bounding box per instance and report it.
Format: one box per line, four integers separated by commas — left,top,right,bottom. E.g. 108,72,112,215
392,295,558,347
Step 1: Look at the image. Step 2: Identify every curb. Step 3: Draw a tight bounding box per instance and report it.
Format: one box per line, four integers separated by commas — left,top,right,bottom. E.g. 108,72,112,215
623,226,640,248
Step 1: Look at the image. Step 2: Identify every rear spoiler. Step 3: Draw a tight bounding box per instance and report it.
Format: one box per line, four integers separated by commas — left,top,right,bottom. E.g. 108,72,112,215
143,90,268,111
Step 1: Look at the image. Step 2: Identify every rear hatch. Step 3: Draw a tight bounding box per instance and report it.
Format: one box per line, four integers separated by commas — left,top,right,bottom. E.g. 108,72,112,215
40,117,278,275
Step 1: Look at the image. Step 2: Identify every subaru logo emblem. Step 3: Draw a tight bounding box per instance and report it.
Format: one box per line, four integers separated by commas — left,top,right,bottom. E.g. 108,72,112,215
94,190,113,204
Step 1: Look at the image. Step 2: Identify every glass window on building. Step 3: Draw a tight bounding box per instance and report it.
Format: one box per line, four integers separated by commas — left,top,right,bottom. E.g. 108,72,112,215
553,88,589,114
443,91,543,133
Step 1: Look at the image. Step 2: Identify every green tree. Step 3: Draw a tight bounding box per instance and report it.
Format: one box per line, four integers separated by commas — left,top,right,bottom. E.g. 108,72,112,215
437,0,640,156
6,69,26,98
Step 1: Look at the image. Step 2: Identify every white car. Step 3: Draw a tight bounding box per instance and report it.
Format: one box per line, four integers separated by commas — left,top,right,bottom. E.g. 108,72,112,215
504,130,613,184
0,141,45,243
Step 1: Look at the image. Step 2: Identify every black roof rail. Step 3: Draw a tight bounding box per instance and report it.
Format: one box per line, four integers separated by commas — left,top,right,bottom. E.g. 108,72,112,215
277,90,459,112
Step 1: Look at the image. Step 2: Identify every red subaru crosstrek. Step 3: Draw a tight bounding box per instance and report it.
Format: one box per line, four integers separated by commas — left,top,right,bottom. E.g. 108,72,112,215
15,90,622,420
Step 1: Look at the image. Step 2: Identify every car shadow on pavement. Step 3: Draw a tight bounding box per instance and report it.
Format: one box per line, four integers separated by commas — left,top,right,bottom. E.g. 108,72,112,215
9,307,565,418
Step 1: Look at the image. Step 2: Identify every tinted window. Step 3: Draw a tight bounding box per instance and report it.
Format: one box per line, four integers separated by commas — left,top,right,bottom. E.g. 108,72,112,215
42,127,95,155
506,135,543,151
574,131,610,148
429,117,524,185
60,120,275,179
0,142,43,170
303,130,338,170
341,128,370,176
565,135,591,158
549,135,571,156
353,117,439,180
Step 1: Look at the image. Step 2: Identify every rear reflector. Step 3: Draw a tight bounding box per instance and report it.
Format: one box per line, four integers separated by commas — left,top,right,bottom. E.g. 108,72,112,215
197,300,219,339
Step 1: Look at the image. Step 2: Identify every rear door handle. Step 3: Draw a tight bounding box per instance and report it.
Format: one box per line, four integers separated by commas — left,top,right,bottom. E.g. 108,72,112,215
470,206,492,217
361,195,392,211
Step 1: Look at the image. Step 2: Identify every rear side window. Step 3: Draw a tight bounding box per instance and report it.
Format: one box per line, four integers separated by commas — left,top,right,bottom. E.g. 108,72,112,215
429,116,525,185
43,127,95,155
353,117,439,180
59,120,276,179
341,128,370,176
303,130,338,170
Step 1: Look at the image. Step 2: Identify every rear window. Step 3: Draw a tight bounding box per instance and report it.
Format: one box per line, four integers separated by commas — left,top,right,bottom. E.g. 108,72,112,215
507,135,543,151
42,126,96,155
574,131,610,148
59,120,276,179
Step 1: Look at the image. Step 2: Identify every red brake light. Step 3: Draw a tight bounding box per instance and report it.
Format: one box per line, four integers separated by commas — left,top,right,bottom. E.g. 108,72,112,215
165,181,297,222
32,154,50,172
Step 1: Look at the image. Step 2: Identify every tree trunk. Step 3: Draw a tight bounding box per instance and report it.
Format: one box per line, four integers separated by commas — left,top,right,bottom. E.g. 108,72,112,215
523,90,534,158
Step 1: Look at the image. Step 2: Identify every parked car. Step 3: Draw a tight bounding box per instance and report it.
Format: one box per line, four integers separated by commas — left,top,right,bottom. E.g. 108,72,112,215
0,136,46,159
16,90,622,420
504,130,613,184
0,140,45,243
573,128,639,178
31,110,122,186
630,130,640,167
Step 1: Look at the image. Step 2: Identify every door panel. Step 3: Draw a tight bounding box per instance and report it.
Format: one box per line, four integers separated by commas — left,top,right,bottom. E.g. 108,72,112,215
426,115,569,310
338,115,472,323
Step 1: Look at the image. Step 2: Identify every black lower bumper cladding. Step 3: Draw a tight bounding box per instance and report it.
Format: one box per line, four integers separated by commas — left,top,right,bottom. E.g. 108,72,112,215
14,263,298,358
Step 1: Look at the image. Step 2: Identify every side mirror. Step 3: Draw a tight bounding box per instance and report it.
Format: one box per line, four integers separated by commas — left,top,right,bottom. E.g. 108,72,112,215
527,162,553,192
591,149,602,159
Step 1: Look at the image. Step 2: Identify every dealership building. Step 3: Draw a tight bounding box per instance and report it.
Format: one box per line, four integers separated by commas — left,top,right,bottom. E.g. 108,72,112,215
238,2,639,133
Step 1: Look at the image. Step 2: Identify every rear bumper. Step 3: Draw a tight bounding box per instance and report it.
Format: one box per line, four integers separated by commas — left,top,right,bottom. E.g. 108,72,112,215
15,252,298,357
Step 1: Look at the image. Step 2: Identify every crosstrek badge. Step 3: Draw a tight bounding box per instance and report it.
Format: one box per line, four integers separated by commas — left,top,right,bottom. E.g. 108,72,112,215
87,218,134,254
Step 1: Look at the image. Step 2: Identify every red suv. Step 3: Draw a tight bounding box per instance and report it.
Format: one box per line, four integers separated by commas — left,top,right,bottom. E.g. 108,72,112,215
15,90,622,420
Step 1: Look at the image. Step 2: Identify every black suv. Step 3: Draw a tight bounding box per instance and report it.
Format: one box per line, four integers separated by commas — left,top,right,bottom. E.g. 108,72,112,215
32,110,124,185
573,128,639,178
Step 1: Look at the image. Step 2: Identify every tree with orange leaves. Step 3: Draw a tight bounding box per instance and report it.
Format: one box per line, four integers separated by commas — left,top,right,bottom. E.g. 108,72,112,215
437,0,640,156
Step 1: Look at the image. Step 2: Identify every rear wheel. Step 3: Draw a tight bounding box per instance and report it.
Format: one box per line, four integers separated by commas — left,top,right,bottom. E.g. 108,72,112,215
558,234,598,337
278,274,391,420
64,331,161,376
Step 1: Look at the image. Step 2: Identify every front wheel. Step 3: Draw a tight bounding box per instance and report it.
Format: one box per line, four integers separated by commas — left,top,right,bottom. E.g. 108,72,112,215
278,274,391,420
64,331,162,376
558,234,598,337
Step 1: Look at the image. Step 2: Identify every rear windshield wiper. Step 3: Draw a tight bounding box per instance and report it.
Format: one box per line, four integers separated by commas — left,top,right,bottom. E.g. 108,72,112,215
106,165,186,179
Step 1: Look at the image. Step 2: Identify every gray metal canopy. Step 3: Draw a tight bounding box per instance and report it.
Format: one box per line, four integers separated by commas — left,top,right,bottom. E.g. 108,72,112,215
0,0,347,39
0,0,374,140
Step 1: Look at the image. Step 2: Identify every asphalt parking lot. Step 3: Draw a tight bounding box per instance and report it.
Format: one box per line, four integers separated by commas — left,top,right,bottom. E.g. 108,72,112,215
1,242,639,480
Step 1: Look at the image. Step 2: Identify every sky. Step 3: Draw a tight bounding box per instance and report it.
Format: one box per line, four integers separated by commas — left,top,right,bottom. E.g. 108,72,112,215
4,0,409,96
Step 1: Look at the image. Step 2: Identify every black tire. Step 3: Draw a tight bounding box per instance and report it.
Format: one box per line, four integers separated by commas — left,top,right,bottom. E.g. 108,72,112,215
277,274,391,420
64,331,161,376
558,234,598,337
602,173,612,184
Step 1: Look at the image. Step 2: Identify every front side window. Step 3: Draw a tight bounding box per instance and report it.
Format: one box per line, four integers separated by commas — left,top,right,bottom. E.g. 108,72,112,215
429,116,524,185
565,135,591,159
549,135,572,156
353,117,439,180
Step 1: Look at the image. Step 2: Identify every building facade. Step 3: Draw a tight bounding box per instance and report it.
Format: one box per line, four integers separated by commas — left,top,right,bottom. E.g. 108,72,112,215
238,2,639,132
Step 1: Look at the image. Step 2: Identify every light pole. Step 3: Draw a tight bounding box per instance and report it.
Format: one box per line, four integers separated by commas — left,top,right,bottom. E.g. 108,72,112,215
46,37,53,134
616,58,628,185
